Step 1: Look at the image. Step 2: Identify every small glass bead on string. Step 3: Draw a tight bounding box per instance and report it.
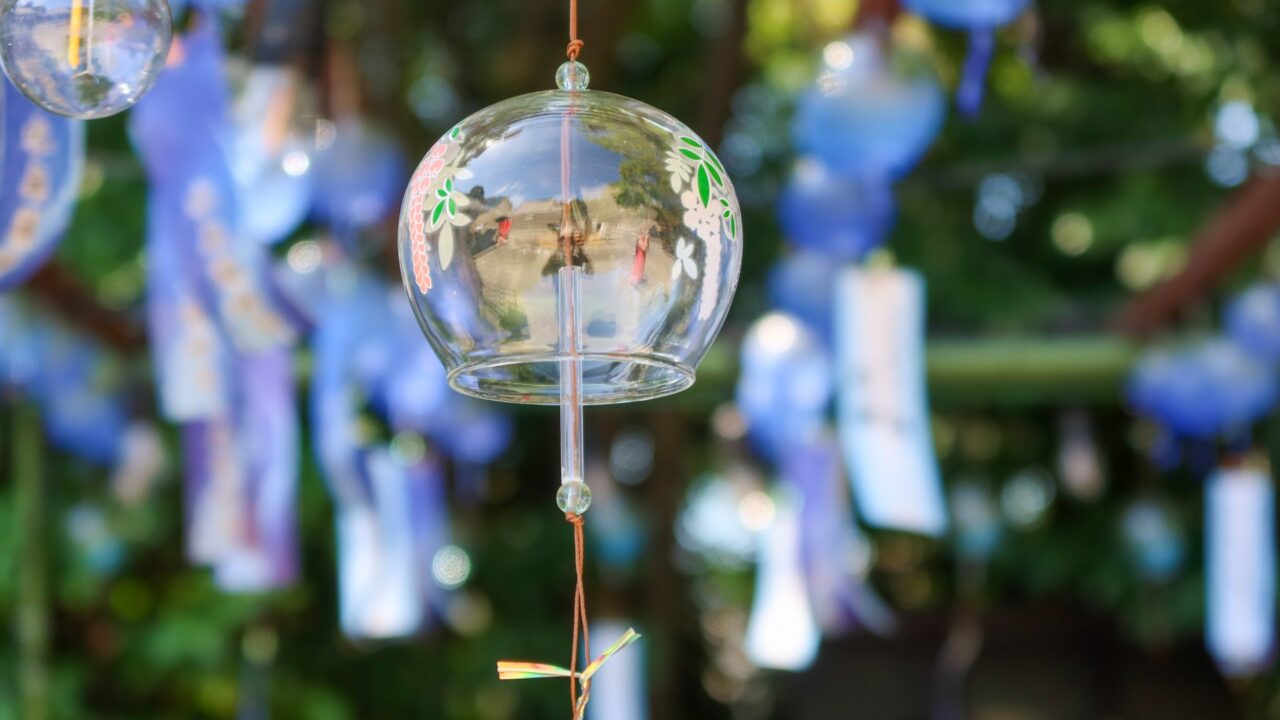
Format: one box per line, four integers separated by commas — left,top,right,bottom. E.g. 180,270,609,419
557,479,592,515
556,60,589,91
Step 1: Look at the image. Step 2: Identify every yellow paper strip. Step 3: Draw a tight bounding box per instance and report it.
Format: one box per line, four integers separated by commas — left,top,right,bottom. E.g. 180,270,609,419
67,0,84,69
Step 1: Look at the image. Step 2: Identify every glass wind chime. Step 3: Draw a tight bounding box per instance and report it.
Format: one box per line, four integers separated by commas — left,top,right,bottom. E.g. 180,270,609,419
396,2,741,715
0,0,172,119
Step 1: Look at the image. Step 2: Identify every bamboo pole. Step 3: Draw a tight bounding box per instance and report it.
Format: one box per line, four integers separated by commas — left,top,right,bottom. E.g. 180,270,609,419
14,404,49,720
668,335,1141,410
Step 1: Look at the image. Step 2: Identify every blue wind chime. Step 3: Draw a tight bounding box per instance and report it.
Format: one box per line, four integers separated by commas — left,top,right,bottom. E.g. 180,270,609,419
1125,282,1280,676
737,16,964,670
126,11,514,634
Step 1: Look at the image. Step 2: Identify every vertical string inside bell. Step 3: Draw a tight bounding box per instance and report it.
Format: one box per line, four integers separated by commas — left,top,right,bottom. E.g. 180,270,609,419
557,24,593,716
558,44,584,489
559,265,584,486
67,0,85,68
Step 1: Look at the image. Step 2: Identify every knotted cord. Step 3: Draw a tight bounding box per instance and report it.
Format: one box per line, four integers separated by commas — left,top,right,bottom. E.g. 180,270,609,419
566,512,591,716
566,0,584,59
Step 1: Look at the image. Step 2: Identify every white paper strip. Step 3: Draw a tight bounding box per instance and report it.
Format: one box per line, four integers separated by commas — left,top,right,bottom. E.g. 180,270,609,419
745,490,820,671
834,267,947,537
337,450,426,639
1206,465,1275,675
587,620,647,720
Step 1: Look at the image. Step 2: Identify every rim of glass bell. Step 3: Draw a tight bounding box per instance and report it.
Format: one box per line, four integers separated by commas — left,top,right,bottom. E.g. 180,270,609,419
449,351,696,406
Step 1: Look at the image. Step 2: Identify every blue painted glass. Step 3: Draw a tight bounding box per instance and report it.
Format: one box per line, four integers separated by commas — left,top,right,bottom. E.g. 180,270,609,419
777,157,894,261
793,32,945,179
1226,283,1280,363
736,313,832,460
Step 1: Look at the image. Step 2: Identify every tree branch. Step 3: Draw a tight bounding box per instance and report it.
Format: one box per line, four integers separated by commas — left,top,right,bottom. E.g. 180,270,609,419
25,263,146,353
1114,170,1280,337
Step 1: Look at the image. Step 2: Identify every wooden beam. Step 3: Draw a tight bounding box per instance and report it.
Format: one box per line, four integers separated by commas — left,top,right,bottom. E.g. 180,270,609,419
24,262,146,353
1114,170,1280,338
855,0,901,28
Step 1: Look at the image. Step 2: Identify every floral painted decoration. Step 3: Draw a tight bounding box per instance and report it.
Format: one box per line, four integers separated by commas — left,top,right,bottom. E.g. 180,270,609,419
405,126,474,293
664,132,738,320
671,237,698,281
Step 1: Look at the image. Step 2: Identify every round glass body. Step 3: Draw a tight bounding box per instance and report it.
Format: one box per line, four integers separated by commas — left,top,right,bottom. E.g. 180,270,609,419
0,0,172,119
398,84,742,405
793,32,945,179
901,0,1031,29
777,156,894,261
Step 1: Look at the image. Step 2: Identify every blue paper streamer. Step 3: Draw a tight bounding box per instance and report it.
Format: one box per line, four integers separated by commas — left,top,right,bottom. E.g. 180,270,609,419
0,82,84,290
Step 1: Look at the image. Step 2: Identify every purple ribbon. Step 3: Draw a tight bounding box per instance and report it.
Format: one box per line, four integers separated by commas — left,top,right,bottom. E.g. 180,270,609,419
182,348,299,592
782,436,897,636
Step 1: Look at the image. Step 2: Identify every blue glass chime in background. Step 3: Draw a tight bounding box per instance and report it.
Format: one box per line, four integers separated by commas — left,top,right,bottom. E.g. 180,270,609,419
312,119,407,246
1225,282,1280,364
584,456,647,570
793,31,946,181
776,157,895,263
1127,339,1278,443
951,481,1002,563
736,313,832,463
734,19,953,661
766,251,841,340
901,0,1033,115
1121,497,1185,584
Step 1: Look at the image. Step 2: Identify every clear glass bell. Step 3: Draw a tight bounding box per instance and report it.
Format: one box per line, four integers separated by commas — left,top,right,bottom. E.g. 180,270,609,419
0,0,172,119
398,61,742,405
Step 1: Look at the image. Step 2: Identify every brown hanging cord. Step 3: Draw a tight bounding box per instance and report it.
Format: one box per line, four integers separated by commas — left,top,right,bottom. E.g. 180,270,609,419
559,0,582,266
566,0,584,59
565,512,591,718
496,2,639,713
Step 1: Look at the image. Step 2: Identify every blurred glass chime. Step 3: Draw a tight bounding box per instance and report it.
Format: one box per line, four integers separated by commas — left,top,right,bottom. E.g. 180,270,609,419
0,0,173,118
901,0,1032,115
793,31,945,180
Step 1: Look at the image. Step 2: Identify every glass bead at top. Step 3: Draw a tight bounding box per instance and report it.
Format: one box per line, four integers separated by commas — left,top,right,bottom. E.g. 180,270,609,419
557,480,592,515
556,61,589,91
0,0,173,119
398,64,743,405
